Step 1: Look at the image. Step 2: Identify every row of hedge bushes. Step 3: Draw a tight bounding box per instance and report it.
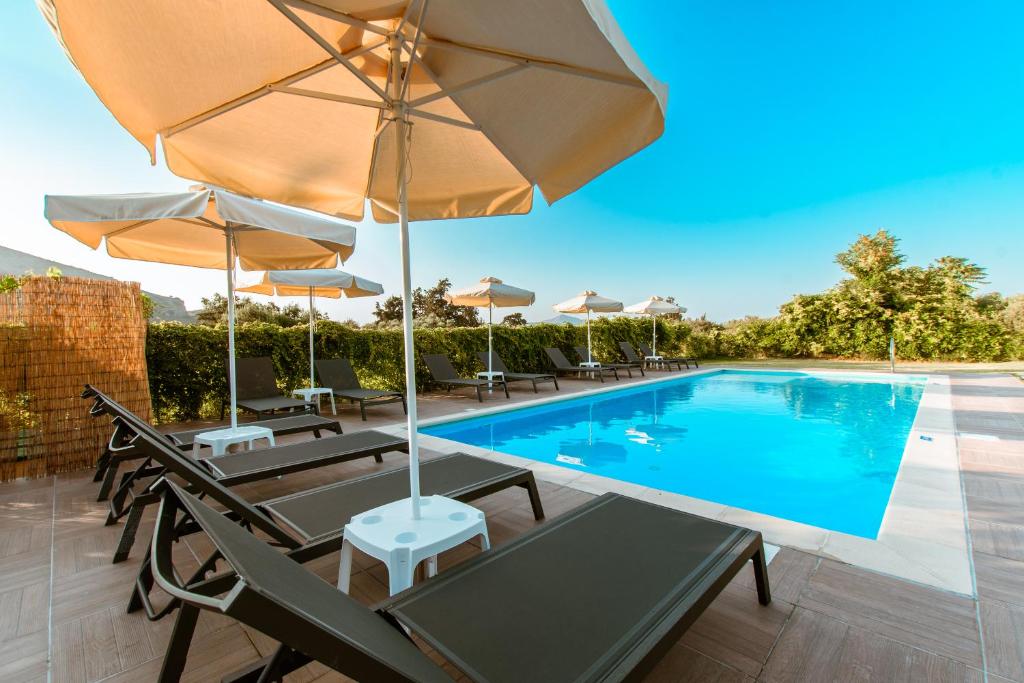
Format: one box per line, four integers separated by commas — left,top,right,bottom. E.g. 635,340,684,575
146,315,1023,423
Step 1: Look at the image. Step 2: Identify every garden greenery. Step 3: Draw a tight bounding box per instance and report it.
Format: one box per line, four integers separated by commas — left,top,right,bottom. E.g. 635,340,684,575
145,231,1022,422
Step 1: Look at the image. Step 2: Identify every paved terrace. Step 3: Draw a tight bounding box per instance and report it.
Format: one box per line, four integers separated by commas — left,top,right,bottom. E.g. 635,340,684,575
1,367,1022,682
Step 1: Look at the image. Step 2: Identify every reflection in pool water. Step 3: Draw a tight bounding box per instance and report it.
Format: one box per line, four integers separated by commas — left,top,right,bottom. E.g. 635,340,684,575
422,371,927,538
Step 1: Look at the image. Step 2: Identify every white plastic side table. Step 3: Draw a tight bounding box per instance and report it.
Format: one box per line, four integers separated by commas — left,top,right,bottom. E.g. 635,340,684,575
476,370,504,393
292,387,336,415
192,425,275,457
579,361,602,368
337,495,489,596
644,355,664,362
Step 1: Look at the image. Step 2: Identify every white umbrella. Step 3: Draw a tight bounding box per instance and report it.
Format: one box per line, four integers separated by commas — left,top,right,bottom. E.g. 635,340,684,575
43,187,356,434
445,276,534,376
41,0,667,519
553,291,623,364
236,269,383,389
624,296,684,357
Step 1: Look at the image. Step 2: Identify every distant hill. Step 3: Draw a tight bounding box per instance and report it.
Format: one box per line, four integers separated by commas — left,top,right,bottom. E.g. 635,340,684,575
534,314,585,326
0,246,194,323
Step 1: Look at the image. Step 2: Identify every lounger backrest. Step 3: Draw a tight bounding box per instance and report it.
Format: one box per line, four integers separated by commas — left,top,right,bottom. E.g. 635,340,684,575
477,351,510,374
638,342,655,357
544,347,573,369
153,482,450,683
619,342,641,363
574,346,595,363
422,354,459,381
235,357,280,400
83,386,296,548
316,358,361,391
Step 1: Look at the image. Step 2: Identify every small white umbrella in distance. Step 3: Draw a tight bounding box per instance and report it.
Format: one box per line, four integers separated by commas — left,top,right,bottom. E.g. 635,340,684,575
446,276,535,377
43,187,357,433
554,291,623,364
624,296,684,357
236,269,383,389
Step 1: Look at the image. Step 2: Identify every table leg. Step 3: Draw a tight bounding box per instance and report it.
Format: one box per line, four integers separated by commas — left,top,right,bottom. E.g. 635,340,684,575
212,441,225,457
192,441,200,459
337,539,353,593
329,393,336,416
425,555,438,578
266,434,276,447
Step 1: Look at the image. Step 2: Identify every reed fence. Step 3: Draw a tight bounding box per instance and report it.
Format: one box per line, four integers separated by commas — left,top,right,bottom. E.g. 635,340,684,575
0,276,151,481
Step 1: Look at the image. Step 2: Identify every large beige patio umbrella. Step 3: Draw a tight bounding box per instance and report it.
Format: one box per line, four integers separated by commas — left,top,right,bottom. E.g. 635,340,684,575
40,0,667,518
624,296,684,357
43,188,356,434
237,269,383,389
554,291,623,364
445,276,534,377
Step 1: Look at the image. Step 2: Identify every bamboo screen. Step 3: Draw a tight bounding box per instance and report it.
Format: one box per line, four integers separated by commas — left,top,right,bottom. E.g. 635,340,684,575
0,276,151,481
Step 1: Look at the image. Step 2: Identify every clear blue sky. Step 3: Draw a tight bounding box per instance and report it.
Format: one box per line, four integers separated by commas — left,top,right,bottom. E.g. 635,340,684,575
2,1,1022,322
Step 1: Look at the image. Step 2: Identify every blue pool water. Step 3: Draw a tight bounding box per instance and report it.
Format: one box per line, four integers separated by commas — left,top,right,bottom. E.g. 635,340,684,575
422,370,927,538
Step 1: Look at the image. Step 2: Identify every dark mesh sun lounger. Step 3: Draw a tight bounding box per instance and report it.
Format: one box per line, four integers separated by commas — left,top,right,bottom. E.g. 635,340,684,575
638,343,699,369
619,341,673,371
315,358,406,420
233,356,314,418
476,351,558,393
574,346,644,377
544,347,619,382
423,353,509,401
151,483,769,683
83,386,406,562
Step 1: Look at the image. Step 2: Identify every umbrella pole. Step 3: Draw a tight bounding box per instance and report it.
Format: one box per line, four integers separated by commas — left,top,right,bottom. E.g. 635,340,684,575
309,286,315,389
587,309,592,363
488,302,493,375
652,315,657,356
392,32,421,520
225,227,238,431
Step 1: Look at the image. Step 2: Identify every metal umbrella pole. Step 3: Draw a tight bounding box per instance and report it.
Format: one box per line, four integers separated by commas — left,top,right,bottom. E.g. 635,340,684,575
586,308,593,363
225,226,238,430
308,286,316,389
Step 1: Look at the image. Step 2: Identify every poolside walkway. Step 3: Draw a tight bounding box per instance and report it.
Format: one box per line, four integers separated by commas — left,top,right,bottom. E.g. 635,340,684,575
0,369,1022,681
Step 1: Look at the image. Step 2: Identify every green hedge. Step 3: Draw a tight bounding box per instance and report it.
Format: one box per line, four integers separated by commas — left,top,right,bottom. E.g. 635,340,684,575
145,318,686,423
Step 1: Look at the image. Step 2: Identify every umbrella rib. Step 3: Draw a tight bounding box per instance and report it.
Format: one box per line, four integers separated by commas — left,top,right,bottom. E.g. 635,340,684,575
406,108,480,131
270,86,386,111
406,63,527,108
266,0,388,102
398,0,429,104
279,0,389,36
417,36,646,89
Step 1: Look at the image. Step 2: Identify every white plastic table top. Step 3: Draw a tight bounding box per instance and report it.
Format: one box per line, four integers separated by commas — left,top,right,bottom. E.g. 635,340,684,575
476,370,504,380
337,495,489,596
191,425,274,457
645,355,664,361
292,387,336,415
579,361,602,368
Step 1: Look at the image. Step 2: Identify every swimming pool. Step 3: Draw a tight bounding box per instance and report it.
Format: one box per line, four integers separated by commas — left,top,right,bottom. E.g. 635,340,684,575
422,370,927,539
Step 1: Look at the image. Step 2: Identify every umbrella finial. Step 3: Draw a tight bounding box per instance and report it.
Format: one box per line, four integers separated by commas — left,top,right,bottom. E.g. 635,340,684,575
480,276,502,283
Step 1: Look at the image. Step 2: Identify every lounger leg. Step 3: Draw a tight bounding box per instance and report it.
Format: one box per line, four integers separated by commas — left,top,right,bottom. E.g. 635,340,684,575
401,395,408,414
532,380,538,393
157,603,200,683
373,450,383,464
113,492,158,563
93,448,110,482
521,474,546,520
476,386,483,402
553,377,559,390
752,546,772,605
502,381,510,399
97,461,120,502
360,400,367,421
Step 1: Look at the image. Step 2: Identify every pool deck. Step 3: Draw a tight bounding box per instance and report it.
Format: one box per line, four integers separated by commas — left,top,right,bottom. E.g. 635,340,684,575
1,367,1023,681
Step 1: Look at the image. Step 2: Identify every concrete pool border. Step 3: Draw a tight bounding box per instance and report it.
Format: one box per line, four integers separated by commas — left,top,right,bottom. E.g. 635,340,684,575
406,367,973,596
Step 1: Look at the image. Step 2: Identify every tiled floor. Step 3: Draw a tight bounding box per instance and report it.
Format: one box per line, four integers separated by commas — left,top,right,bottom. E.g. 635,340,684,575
0,369,1022,682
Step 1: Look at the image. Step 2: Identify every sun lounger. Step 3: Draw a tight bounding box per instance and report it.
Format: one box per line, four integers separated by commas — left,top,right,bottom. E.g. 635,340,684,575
315,358,406,420
575,346,644,377
114,413,544,622
477,351,559,393
423,353,510,401
83,386,408,562
638,343,699,369
90,395,341,504
230,356,315,419
544,347,619,382
619,341,673,371
150,482,769,683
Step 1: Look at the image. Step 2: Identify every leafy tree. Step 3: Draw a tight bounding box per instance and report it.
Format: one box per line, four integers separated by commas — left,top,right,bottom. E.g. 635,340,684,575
195,292,326,328
372,278,481,328
501,312,527,327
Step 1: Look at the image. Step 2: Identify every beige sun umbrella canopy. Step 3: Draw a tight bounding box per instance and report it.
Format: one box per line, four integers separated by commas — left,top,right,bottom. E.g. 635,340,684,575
554,290,623,364
43,187,357,433
40,0,667,519
237,269,383,389
445,276,535,376
624,296,684,357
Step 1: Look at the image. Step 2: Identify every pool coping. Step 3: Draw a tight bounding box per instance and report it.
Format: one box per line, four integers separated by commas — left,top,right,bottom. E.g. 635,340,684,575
406,367,973,596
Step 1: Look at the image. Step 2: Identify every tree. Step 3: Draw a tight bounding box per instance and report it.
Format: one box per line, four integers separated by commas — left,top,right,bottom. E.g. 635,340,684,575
372,278,481,328
194,293,326,328
501,312,527,327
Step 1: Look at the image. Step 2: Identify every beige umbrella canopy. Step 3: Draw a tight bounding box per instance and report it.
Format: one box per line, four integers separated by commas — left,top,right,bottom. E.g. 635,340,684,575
445,276,535,375
237,269,383,389
40,0,667,519
43,187,357,432
554,290,623,363
624,296,684,357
